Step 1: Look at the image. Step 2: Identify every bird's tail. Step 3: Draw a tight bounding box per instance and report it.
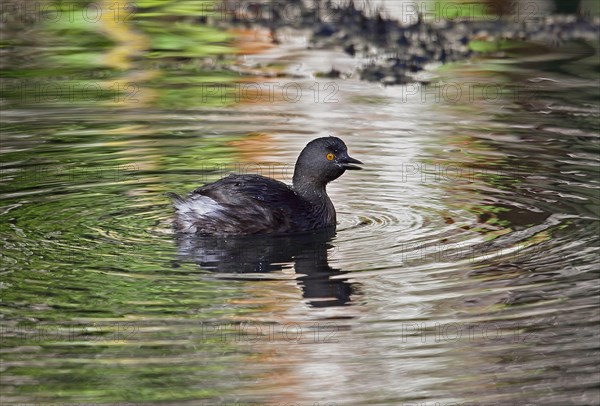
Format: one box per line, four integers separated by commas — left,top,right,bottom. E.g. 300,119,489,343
165,192,186,205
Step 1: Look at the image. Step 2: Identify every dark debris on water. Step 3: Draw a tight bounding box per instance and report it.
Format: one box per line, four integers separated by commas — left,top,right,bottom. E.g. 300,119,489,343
208,0,600,85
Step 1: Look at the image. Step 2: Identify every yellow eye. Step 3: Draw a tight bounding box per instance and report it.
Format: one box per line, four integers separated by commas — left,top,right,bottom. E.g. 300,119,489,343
326,153,335,161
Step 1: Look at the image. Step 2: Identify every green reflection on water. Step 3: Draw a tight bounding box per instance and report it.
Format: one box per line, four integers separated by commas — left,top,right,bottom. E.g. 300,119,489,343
1,0,238,108
0,1,253,402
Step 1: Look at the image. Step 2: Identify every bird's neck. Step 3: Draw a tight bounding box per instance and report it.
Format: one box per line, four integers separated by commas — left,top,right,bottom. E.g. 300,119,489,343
293,174,327,202
293,176,336,225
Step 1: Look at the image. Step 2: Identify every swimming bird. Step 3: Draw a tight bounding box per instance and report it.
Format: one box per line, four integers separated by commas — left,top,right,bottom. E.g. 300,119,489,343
168,136,362,235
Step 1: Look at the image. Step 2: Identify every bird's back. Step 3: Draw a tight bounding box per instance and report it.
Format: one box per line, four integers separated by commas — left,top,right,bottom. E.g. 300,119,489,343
169,174,328,235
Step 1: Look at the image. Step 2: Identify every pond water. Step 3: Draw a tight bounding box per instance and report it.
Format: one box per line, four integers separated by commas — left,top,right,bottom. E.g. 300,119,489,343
1,5,599,406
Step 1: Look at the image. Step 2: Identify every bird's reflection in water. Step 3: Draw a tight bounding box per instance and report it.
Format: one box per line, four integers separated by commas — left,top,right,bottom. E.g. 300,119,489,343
174,227,355,307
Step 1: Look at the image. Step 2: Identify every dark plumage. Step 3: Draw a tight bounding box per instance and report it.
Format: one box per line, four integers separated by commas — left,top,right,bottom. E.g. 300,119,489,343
168,136,363,235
